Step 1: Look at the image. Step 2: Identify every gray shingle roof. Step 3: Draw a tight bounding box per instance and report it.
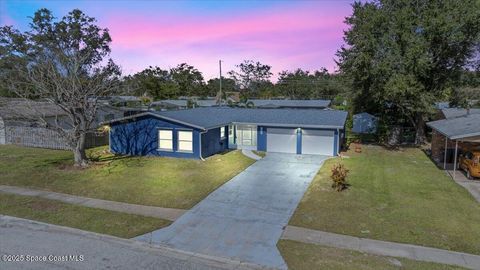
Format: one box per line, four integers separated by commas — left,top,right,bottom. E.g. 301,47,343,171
0,98,66,120
441,108,480,119
249,99,331,108
105,107,348,130
151,99,220,107
427,113,480,139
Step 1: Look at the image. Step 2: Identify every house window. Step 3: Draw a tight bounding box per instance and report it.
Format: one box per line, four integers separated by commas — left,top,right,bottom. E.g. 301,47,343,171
158,130,173,151
220,126,226,139
178,130,193,152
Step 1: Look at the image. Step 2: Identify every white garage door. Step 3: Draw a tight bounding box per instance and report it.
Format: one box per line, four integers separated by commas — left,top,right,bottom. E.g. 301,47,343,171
302,129,334,156
267,128,297,153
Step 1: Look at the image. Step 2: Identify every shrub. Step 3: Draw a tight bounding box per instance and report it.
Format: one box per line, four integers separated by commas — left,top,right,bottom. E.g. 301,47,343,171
331,163,350,192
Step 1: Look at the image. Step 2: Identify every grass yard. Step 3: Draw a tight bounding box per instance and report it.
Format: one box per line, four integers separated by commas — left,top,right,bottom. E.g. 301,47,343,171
289,144,480,255
0,193,170,238
0,145,255,209
278,240,466,270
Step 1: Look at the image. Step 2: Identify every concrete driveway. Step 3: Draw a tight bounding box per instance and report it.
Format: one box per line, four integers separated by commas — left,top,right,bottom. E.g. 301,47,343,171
136,153,328,269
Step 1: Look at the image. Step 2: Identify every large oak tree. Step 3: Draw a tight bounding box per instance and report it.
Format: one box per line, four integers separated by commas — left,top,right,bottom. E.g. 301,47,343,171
0,9,120,166
337,0,480,144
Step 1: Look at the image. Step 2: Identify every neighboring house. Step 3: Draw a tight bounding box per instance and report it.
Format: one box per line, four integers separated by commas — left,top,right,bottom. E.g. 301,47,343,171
104,107,347,159
98,96,142,107
428,110,480,165
0,98,124,150
150,99,222,111
247,99,331,109
435,102,450,110
352,112,378,134
439,108,480,119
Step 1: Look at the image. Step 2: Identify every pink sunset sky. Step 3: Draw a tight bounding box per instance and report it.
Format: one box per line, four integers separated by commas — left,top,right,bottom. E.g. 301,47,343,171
1,0,354,80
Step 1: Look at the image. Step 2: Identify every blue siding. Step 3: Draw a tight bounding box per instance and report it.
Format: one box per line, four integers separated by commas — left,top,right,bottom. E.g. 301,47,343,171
296,129,302,154
257,126,267,151
109,115,202,158
333,129,339,156
201,126,228,157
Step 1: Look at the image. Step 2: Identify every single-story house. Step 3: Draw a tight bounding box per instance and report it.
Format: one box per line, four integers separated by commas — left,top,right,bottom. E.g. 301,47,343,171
427,112,480,173
352,112,378,134
247,99,331,109
103,107,347,159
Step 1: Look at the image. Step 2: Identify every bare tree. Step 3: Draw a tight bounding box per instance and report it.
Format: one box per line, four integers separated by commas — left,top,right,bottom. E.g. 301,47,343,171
0,9,120,167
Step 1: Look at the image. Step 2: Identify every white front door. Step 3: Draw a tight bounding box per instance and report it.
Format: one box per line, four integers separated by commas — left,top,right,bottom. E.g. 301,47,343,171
267,128,297,153
235,125,257,150
302,129,334,156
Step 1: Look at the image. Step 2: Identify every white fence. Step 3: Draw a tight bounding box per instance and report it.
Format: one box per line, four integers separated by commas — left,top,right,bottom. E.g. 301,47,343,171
4,126,108,150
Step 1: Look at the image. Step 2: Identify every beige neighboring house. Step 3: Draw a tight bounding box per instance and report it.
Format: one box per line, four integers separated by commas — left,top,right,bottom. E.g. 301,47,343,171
0,98,124,150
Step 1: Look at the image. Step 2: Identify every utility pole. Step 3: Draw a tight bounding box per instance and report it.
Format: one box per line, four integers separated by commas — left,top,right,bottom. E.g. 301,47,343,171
218,60,223,105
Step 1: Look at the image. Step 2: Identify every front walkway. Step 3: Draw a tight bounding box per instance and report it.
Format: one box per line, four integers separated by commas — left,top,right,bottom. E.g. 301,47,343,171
136,153,328,270
0,185,186,221
282,226,480,270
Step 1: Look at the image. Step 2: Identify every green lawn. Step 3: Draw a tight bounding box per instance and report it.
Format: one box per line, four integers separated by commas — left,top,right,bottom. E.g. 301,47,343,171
278,240,466,270
289,145,480,255
0,193,170,238
0,145,255,209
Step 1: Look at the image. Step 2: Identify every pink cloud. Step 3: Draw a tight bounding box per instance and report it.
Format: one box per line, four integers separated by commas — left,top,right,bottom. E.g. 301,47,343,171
103,2,351,79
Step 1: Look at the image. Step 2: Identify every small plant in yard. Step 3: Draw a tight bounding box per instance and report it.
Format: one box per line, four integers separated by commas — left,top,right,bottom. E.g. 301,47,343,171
331,163,350,191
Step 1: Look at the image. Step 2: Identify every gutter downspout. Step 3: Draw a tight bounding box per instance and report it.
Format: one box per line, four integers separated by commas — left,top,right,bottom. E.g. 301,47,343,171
199,130,207,161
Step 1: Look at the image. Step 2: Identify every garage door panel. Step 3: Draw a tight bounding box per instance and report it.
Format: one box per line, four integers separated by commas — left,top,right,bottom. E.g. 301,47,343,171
267,128,297,153
302,129,334,156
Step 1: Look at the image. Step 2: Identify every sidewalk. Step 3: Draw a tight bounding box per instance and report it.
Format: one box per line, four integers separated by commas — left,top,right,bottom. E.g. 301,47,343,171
282,225,480,270
0,185,186,221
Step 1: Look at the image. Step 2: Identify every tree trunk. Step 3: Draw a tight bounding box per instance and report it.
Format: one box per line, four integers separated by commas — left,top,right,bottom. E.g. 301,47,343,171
414,113,426,145
73,132,88,167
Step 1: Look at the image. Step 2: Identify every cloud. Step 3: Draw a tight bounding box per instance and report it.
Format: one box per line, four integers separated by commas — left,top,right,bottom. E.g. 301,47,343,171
104,1,350,79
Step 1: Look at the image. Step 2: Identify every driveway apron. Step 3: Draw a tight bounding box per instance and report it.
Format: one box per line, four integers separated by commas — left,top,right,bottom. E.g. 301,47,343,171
136,153,328,269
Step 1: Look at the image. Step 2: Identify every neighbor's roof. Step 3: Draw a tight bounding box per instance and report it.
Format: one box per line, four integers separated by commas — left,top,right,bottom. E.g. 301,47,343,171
104,107,348,130
151,99,220,107
427,113,480,140
441,108,480,119
248,99,331,108
0,98,66,120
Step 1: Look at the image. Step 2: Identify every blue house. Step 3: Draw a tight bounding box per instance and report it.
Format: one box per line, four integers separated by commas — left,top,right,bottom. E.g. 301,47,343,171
103,107,347,159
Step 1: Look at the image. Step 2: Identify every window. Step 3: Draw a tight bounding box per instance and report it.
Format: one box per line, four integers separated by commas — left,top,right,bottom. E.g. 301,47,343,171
178,130,193,152
158,130,173,151
220,126,226,139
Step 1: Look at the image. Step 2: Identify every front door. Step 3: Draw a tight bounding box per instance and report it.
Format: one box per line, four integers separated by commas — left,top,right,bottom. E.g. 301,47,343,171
236,125,257,150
